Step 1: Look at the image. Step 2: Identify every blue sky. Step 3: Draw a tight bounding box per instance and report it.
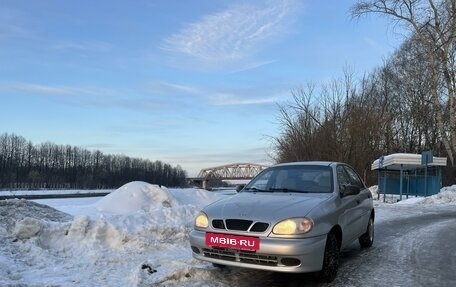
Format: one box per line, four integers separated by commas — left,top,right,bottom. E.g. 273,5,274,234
0,0,402,176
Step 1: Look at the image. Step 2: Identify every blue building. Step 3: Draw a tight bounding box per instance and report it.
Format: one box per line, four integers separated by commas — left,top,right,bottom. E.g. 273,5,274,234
371,153,447,201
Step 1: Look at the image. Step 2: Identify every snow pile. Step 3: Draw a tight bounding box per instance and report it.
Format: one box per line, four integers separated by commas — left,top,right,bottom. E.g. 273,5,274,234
14,217,42,239
0,182,229,286
167,187,227,206
372,184,456,205
369,185,379,199
94,181,176,213
0,188,114,197
84,182,223,244
397,185,456,205
424,184,456,204
0,199,72,233
55,182,222,248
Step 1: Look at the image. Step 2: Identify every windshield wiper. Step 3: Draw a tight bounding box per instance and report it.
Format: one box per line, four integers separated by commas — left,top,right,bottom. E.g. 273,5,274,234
268,188,309,193
243,187,268,192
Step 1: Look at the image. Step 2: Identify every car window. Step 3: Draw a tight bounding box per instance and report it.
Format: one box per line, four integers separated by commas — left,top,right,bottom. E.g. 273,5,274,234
343,166,364,188
244,165,333,193
247,169,273,190
336,166,351,192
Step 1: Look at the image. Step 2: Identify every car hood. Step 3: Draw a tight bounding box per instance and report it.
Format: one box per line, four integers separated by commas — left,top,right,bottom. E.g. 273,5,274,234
203,192,332,222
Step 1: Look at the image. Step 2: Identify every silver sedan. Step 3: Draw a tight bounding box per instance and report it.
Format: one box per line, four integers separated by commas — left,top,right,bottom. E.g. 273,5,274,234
189,162,374,282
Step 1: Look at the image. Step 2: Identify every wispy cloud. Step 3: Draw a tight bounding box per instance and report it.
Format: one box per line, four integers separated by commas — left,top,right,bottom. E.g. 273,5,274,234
148,81,201,95
162,0,297,67
52,40,112,53
0,81,187,112
147,80,284,106
363,37,389,56
0,82,115,98
207,92,279,106
0,23,29,39
0,8,32,40
82,143,116,149
226,59,277,74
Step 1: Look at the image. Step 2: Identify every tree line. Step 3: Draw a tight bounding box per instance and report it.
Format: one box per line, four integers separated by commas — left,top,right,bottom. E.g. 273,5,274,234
0,133,187,190
273,0,456,186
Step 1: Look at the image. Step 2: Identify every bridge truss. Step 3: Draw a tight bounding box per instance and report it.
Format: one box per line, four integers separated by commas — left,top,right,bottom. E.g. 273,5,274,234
194,163,269,189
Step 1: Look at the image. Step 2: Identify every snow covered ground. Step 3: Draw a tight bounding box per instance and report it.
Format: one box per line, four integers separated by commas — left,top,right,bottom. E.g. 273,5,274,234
0,182,455,286
0,188,115,197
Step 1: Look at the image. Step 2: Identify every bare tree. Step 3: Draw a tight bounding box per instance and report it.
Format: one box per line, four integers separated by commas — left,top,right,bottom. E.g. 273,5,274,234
352,0,456,167
272,69,387,184
0,133,188,190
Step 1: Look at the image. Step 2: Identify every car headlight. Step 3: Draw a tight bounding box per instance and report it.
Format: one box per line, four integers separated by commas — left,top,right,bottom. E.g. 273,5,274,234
195,212,209,229
272,218,313,235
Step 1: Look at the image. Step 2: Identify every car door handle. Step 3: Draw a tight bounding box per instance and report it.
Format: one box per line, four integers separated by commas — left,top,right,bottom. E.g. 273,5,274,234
356,200,361,205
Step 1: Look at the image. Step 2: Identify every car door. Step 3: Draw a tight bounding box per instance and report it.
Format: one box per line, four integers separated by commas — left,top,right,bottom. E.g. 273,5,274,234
337,165,363,246
343,165,371,236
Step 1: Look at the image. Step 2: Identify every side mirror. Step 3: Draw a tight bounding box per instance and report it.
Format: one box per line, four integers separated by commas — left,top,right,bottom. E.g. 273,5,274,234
341,185,361,197
236,184,245,192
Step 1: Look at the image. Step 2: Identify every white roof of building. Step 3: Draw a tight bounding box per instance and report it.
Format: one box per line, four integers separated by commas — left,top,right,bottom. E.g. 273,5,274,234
371,153,447,171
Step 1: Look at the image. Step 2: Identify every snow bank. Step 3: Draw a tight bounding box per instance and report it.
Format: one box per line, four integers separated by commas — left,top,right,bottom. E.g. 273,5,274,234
0,199,72,233
94,181,176,214
371,184,456,205
50,182,223,249
397,185,456,205
0,183,229,286
0,188,114,197
428,185,456,204
369,185,379,200
14,217,42,239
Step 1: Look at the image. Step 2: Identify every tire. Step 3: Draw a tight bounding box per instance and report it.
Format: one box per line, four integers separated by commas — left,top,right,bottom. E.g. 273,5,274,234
318,233,340,283
359,217,374,248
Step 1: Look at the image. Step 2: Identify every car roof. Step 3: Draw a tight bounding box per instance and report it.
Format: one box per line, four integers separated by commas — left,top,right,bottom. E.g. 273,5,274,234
272,161,339,167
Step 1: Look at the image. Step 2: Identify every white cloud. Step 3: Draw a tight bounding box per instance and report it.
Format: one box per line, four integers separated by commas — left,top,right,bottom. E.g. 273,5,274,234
363,37,389,56
0,82,115,98
147,80,287,106
0,8,31,40
162,0,297,67
149,81,201,95
226,59,277,74
0,23,29,39
207,92,278,106
52,41,112,53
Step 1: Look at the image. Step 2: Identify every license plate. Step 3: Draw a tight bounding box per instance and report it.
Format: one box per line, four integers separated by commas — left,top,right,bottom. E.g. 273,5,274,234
206,232,260,251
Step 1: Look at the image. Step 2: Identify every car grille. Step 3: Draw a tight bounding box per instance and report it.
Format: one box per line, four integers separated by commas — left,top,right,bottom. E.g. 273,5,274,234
202,248,278,266
226,219,252,230
250,222,269,232
211,219,269,232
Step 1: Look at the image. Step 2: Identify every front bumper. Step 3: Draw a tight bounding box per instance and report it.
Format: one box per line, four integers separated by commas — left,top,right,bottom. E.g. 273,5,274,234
189,230,327,273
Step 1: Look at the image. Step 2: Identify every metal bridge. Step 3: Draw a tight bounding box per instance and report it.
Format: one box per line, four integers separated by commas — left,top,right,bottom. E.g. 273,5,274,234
190,163,268,189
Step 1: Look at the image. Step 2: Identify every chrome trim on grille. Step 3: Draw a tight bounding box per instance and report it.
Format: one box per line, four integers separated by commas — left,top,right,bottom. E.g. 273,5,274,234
211,219,270,233
202,248,278,266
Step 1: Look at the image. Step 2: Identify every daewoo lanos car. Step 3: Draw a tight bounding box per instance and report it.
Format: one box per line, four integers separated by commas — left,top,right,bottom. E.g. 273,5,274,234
189,162,374,282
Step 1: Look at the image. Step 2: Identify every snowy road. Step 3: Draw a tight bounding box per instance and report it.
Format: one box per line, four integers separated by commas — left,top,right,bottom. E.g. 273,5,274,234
333,206,456,287
203,205,456,287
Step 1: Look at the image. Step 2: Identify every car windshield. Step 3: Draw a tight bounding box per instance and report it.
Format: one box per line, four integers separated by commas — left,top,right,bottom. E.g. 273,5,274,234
243,165,333,194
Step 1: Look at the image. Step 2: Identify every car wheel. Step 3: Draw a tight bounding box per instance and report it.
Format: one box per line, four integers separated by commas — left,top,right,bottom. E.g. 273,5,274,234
318,233,340,283
359,217,374,248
